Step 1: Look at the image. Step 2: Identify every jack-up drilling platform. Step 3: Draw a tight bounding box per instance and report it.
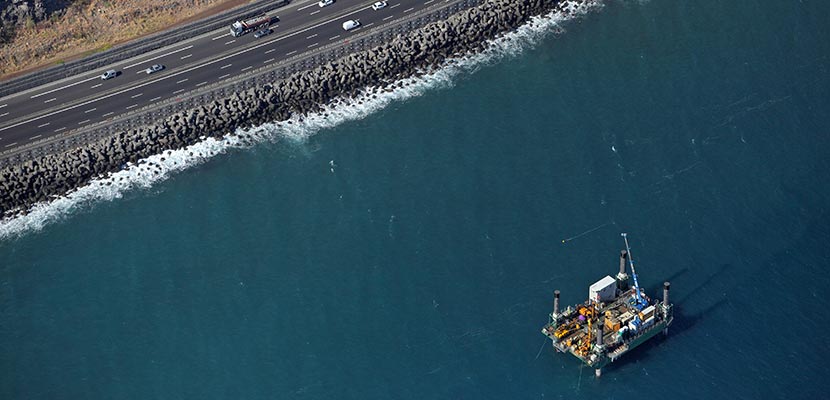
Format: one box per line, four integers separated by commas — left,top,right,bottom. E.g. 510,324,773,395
541,234,673,377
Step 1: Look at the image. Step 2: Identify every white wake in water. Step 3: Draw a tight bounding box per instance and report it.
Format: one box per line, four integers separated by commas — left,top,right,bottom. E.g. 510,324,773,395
0,0,602,240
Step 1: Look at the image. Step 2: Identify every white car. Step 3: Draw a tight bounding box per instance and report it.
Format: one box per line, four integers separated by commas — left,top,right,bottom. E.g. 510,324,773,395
100,69,117,80
318,0,334,7
342,19,360,31
144,64,164,74
372,1,387,10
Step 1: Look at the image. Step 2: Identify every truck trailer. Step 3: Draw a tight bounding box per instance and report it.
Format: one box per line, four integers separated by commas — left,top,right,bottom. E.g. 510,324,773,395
229,15,278,37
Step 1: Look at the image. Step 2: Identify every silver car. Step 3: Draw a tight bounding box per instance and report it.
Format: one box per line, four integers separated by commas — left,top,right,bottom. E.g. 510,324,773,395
254,28,272,38
145,64,164,74
100,69,117,80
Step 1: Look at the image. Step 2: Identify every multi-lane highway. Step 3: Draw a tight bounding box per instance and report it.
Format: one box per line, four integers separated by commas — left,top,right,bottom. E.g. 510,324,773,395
0,0,454,154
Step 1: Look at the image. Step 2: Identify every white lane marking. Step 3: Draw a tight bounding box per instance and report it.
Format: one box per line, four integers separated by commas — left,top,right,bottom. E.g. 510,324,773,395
30,75,99,98
54,127,66,132
297,3,317,11
218,73,230,80
84,108,97,113
264,58,275,63
286,50,297,56
221,64,232,69
29,134,42,140
265,48,276,54
425,0,434,3
0,104,6,108
0,7,374,133
4,142,17,148
390,3,400,8
329,34,340,40
196,81,207,86
131,93,143,98
225,40,236,45
241,66,252,71
173,89,185,94
91,83,103,89
44,98,57,103
383,15,394,21
124,45,193,69
180,54,193,60
403,7,414,12
150,96,161,102
37,122,50,128
307,33,318,39
177,78,189,84
364,22,374,27
310,10,321,15
212,34,228,40
308,42,319,48
102,112,114,117
78,119,90,125
125,104,138,109
0,112,8,117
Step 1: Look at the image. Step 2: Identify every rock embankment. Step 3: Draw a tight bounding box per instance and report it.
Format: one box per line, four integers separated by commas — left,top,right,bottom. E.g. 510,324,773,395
0,0,595,218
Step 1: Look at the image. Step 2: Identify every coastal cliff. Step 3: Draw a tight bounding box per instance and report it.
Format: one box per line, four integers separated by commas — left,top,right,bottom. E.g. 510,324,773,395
0,0,597,218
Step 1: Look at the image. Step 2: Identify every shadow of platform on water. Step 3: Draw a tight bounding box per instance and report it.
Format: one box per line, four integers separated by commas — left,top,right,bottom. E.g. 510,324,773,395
671,297,728,335
677,263,730,305
645,267,689,297
645,263,729,305
601,297,728,375
600,263,731,375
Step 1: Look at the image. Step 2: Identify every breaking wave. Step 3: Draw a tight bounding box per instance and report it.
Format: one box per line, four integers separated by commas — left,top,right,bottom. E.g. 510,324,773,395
0,0,603,240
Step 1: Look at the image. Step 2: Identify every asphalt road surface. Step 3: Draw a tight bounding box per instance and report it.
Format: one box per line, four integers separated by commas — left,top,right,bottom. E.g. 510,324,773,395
0,0,454,153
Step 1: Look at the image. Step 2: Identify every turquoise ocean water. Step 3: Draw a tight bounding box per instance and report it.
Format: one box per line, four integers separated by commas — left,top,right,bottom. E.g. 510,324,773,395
2,0,829,398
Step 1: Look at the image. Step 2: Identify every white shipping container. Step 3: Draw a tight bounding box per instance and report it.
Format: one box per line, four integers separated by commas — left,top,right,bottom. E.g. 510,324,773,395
619,311,634,325
589,275,617,303
641,305,656,319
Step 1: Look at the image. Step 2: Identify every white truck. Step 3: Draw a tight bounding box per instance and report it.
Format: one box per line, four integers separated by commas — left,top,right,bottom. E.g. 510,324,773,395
229,14,278,37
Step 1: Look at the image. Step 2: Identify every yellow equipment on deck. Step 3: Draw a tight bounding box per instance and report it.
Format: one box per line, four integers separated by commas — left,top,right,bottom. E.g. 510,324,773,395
575,317,593,357
554,321,581,339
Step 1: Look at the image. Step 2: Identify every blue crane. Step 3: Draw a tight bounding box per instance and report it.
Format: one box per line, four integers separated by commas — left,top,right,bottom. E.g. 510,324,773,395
622,233,647,310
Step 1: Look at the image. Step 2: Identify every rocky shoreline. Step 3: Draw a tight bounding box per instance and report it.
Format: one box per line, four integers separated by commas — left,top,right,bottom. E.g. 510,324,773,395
0,0,597,219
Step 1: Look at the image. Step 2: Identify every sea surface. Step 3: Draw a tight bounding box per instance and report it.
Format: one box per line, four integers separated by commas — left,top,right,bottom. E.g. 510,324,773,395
2,0,829,398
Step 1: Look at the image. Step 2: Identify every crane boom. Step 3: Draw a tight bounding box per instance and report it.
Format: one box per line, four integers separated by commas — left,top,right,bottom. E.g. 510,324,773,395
621,233,646,309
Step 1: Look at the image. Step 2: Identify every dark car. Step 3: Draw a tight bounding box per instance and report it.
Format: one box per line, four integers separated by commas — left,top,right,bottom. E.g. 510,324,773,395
253,28,273,38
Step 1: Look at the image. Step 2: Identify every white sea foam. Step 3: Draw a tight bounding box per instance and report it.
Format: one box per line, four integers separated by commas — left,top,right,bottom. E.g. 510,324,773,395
0,0,603,240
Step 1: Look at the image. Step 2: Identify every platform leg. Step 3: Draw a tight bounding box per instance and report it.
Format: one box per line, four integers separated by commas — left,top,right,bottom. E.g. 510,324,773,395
595,368,601,378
